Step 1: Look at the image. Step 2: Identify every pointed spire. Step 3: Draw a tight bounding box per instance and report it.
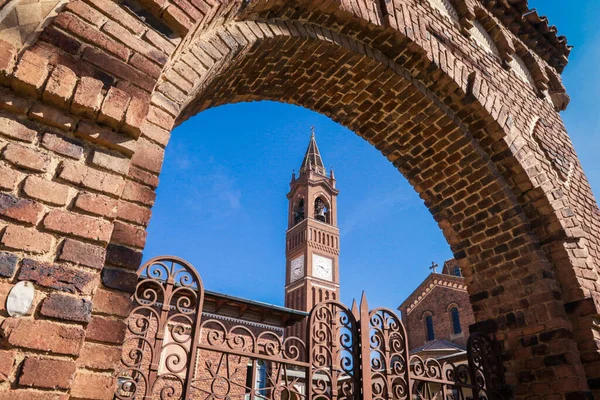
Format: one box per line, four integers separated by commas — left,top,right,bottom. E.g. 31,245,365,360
300,127,326,176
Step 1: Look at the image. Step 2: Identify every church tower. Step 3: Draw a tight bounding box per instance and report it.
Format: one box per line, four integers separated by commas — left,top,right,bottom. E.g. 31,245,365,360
285,129,340,337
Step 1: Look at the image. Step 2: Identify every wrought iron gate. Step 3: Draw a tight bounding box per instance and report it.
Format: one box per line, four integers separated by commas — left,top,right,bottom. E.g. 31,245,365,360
115,256,505,400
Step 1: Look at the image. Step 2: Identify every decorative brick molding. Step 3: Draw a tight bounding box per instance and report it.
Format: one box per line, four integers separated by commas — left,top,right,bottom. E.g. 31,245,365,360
0,0,596,398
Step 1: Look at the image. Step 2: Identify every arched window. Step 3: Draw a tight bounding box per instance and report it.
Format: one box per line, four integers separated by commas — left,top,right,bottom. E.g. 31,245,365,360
510,54,536,86
314,197,329,223
450,307,461,334
294,198,305,225
469,20,500,58
453,266,461,277
428,0,459,24
425,314,435,341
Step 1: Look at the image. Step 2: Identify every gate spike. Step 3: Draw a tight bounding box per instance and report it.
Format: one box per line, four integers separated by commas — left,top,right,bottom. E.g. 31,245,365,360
360,291,369,313
351,298,358,319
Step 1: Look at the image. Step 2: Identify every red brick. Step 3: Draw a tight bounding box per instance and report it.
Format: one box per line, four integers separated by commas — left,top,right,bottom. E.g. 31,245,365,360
102,21,167,65
19,358,76,389
42,65,77,108
163,4,193,34
0,350,14,382
19,258,97,294
0,252,18,278
28,103,76,131
101,267,137,293
98,86,131,129
70,372,114,399
75,120,136,156
85,0,145,34
87,316,126,344
111,220,147,248
131,137,165,173
122,96,149,138
23,176,70,206
93,288,132,317
0,193,43,224
59,238,106,269
105,243,142,270
0,115,36,142
140,120,170,147
40,293,92,322
0,163,21,190
0,318,85,355
117,200,151,225
130,52,162,78
39,25,82,55
74,192,118,218
41,133,84,159
144,29,176,54
72,76,103,118
122,180,156,206
1,225,54,253
0,390,68,400
146,105,175,129
65,0,104,26
0,39,16,77
11,51,50,97
59,161,125,197
82,47,154,92
91,150,130,175
0,86,32,114
127,165,159,188
2,143,49,172
44,209,113,243
77,342,121,370
55,12,130,61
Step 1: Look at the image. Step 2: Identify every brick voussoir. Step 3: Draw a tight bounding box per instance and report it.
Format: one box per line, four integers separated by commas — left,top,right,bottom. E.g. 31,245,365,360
44,209,113,243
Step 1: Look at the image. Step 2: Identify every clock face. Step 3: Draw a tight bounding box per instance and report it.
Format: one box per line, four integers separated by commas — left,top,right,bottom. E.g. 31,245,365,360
312,254,333,281
290,255,304,282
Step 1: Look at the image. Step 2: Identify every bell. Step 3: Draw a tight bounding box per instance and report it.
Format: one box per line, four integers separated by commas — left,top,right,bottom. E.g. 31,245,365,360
316,208,326,218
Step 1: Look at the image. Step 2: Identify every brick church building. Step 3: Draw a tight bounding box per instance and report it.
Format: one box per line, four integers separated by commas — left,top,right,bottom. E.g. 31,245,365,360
398,259,476,362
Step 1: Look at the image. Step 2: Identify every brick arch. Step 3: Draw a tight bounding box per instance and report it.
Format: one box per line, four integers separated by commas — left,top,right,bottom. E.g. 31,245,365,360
0,0,598,398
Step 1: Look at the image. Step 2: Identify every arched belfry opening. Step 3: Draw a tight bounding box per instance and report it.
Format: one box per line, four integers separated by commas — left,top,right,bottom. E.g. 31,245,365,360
313,197,329,224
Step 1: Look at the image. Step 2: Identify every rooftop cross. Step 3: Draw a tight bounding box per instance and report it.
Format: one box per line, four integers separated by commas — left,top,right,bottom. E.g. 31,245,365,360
429,261,438,274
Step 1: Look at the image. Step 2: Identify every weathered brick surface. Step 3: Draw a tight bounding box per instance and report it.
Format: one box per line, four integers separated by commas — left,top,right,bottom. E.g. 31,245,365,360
44,209,113,243
0,115,36,142
1,225,54,253
41,293,92,322
2,143,48,172
92,288,132,317
70,372,114,399
0,350,14,382
0,318,85,355
59,238,106,269
41,133,84,159
0,390,68,400
0,163,22,190
59,161,125,196
110,220,147,248
0,251,18,278
86,316,126,344
98,87,131,129
19,259,96,294
117,200,152,225
72,76,104,118
19,358,76,389
77,342,121,370
23,176,70,206
0,193,43,224
11,51,49,96
28,103,75,132
91,150,130,175
121,180,156,206
106,243,143,271
101,267,137,293
74,192,118,218
42,65,78,109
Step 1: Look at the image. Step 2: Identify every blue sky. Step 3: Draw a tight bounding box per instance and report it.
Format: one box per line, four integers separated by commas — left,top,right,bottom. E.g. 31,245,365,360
144,0,600,311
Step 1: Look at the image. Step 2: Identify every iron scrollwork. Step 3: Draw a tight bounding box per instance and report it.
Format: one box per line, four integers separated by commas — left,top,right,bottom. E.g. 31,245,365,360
115,256,204,400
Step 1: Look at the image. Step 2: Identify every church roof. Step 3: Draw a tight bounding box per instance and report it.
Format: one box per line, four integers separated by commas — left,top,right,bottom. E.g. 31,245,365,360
300,129,326,176
397,270,467,315
411,339,466,354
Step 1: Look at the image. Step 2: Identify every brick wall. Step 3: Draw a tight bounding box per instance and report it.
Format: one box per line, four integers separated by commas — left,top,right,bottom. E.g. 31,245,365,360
0,0,596,398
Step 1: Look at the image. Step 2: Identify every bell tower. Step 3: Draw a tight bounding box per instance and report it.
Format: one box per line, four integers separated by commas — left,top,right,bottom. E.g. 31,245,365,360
285,129,340,337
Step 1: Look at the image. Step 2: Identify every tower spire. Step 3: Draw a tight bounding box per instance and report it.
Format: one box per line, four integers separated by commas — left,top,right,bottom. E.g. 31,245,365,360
300,127,326,176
